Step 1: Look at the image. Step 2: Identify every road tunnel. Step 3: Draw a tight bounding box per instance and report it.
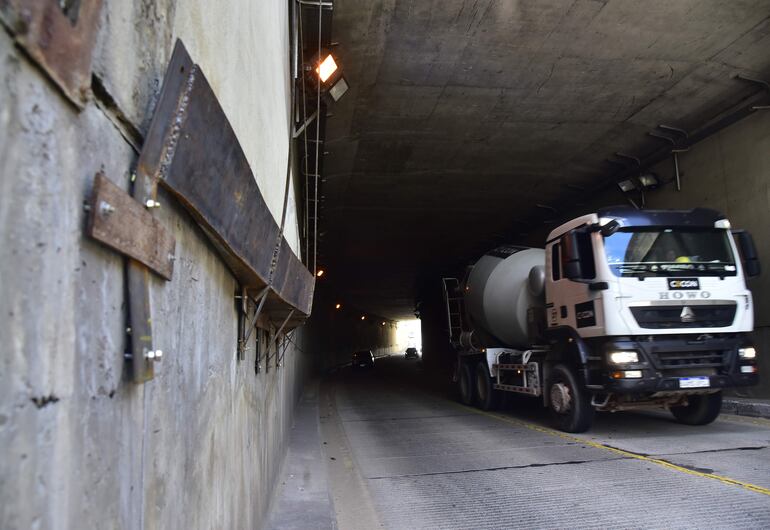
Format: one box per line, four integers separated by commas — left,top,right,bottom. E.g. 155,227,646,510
2,1,770,529
308,0,770,397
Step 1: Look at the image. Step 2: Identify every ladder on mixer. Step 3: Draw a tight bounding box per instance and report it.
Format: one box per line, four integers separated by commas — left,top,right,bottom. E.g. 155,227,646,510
442,277,464,342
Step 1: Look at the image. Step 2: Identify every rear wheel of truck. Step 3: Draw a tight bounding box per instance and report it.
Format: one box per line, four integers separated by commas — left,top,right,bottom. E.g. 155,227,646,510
458,361,475,406
548,364,594,433
671,392,722,425
475,361,500,411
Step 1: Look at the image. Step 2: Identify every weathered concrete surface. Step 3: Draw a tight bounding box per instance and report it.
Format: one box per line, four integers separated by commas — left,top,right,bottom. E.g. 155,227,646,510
93,0,301,251
723,397,770,419
329,357,770,529
0,2,313,528
267,380,336,530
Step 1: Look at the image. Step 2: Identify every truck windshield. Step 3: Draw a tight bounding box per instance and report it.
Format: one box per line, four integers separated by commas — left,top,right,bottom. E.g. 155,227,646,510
603,228,736,277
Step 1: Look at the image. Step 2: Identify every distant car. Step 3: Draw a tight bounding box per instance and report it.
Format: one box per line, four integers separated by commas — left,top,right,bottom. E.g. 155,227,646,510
352,350,375,370
405,347,419,360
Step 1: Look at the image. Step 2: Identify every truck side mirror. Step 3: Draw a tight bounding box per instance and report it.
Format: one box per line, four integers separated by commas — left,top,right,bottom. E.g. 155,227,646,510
600,220,620,237
563,232,583,280
733,230,761,278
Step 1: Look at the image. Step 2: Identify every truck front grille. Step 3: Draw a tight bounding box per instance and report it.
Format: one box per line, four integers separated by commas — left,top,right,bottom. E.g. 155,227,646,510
630,304,736,329
651,350,725,370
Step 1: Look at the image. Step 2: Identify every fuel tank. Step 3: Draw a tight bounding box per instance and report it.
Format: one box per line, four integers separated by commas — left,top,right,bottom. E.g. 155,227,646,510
464,246,546,349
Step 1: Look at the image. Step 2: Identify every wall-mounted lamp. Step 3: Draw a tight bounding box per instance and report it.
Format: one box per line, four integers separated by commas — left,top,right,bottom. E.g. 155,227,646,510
617,179,636,193
638,173,659,189
617,173,660,193
316,269,325,277
335,303,341,309
316,55,338,82
327,76,349,102
310,52,350,103
360,315,366,321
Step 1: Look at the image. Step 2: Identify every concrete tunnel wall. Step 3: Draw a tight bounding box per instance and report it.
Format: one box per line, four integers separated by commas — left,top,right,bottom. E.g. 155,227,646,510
0,2,316,529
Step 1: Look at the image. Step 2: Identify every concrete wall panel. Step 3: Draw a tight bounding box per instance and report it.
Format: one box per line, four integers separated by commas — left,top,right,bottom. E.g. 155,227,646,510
93,0,300,252
1,2,312,527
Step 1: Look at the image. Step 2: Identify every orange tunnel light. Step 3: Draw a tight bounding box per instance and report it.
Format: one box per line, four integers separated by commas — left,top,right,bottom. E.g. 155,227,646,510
316,55,338,83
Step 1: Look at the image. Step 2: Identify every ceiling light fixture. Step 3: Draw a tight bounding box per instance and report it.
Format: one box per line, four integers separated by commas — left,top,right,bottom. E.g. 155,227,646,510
617,179,637,193
638,173,660,189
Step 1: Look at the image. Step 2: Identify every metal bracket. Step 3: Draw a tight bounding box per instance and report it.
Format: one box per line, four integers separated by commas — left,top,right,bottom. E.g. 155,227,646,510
297,0,333,8
735,74,770,92
0,0,104,107
236,286,270,361
614,152,641,167
647,131,689,192
85,172,176,280
265,310,295,370
277,330,296,367
293,110,319,138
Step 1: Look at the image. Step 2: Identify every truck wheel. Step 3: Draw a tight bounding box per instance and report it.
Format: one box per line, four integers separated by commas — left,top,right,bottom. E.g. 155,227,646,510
458,362,475,406
671,392,722,425
548,364,594,433
475,361,500,411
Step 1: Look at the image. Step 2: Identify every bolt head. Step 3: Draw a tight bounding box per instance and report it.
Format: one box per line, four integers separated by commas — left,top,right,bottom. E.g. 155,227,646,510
99,201,115,215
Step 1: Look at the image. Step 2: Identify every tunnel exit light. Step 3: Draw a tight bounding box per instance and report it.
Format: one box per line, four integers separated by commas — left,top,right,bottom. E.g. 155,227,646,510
316,55,338,83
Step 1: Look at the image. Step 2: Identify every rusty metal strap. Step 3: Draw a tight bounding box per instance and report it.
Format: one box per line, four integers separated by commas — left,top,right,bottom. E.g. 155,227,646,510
136,40,314,317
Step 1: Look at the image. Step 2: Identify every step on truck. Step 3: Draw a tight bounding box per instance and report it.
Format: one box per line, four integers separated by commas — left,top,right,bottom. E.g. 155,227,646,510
442,207,760,432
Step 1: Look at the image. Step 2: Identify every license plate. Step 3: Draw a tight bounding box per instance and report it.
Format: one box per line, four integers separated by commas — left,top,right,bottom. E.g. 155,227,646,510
679,376,710,388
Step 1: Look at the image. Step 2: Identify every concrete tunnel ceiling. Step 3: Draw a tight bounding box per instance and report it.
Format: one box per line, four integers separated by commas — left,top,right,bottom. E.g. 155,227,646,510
316,0,770,320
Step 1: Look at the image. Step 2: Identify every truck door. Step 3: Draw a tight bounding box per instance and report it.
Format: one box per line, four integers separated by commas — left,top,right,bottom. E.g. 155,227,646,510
546,231,604,336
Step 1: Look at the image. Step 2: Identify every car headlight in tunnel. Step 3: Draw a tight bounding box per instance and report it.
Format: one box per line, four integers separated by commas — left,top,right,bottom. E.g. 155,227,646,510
738,347,756,359
608,351,639,364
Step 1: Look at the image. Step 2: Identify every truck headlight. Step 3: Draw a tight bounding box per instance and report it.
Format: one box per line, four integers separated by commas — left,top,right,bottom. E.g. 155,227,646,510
609,351,639,364
738,347,756,359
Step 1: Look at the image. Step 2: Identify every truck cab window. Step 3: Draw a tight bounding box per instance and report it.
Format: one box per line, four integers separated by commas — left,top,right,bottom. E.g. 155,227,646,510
552,243,561,280
576,232,596,279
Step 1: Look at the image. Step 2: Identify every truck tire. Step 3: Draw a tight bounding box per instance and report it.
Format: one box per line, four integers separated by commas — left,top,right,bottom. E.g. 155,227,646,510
671,392,722,425
548,364,594,433
458,361,475,406
475,361,500,411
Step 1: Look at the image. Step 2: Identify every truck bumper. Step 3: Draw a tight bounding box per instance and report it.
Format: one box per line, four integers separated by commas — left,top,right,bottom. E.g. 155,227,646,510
585,333,759,395
602,372,758,394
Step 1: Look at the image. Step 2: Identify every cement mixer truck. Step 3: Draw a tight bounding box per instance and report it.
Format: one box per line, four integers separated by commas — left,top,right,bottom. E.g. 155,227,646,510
442,206,760,432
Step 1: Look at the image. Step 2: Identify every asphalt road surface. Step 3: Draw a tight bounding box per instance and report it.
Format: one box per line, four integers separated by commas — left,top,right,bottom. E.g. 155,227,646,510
323,356,770,530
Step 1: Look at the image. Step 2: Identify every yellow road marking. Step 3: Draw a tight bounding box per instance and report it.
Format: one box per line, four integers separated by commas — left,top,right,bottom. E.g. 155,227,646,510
462,405,770,497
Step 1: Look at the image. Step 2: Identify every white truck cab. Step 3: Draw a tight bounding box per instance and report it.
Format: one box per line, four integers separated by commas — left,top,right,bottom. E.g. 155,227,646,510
542,207,759,424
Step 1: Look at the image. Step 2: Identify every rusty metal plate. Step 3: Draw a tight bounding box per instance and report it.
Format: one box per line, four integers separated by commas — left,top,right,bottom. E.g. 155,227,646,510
0,0,103,107
137,40,314,318
86,172,176,280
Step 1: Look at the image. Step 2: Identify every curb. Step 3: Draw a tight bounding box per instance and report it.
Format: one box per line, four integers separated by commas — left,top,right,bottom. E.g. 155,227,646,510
723,398,770,419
